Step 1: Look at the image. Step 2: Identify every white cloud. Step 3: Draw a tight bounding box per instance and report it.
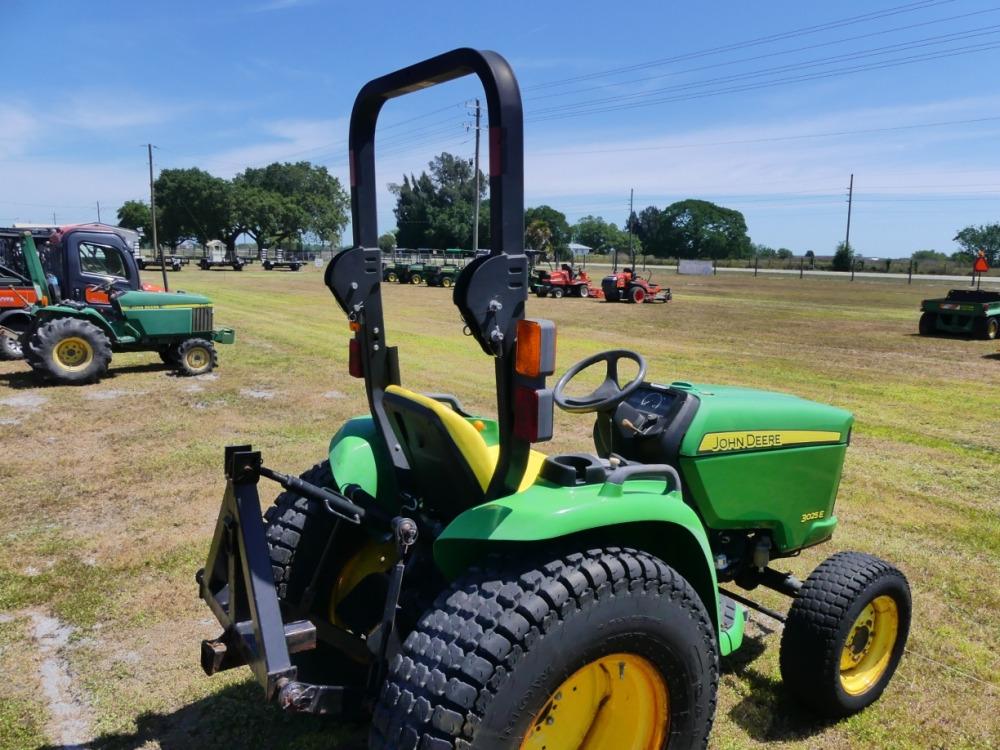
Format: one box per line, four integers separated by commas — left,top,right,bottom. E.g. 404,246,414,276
520,95,1000,204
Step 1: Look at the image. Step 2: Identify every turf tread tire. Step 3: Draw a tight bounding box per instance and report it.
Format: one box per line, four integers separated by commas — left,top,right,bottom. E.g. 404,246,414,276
262,460,337,604
25,317,112,384
779,550,910,718
370,547,719,750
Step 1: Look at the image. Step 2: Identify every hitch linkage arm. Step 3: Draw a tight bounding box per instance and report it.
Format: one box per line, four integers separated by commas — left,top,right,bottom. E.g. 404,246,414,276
258,466,366,525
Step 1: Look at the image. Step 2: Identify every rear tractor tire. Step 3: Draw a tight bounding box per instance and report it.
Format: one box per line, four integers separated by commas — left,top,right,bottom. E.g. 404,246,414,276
386,272,398,283
175,338,217,376
371,548,719,750
0,318,29,360
25,317,112,384
918,312,936,336
263,460,384,683
409,273,422,285
578,284,590,298
0,332,22,360
550,286,564,299
630,285,647,304
441,276,453,288
779,551,911,718
158,344,181,365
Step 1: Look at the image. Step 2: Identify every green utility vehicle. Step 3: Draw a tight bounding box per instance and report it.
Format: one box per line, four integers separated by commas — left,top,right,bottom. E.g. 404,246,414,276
197,49,911,749
424,262,461,287
6,226,235,384
919,288,1000,339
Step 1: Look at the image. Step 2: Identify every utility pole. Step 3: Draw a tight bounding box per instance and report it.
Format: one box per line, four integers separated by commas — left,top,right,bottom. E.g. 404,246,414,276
147,144,168,291
844,173,854,257
96,200,101,223
627,188,634,269
52,211,57,225
471,98,481,255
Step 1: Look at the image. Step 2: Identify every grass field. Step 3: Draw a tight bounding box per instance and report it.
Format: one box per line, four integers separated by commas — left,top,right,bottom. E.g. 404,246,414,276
1,266,998,750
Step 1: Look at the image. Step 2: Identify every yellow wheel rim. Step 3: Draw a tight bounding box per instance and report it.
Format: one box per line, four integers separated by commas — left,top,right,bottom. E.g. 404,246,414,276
54,336,94,371
840,595,899,696
519,653,668,750
185,346,209,371
328,540,396,628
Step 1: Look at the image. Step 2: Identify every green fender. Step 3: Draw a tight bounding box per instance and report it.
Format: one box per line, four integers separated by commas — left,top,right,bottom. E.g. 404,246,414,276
434,478,723,639
327,417,398,510
35,305,127,341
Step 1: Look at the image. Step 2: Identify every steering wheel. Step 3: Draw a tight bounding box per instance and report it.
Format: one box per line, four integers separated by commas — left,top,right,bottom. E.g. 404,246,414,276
553,349,648,414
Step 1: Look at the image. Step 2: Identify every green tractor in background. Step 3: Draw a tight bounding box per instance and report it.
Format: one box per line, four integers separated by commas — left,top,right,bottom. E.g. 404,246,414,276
424,262,461,287
196,50,911,749
6,226,234,384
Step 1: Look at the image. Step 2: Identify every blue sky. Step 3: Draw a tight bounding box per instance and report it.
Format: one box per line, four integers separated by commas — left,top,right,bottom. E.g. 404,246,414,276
2,0,999,257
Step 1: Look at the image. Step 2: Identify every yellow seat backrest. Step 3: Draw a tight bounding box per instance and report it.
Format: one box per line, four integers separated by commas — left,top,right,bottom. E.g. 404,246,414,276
384,385,544,493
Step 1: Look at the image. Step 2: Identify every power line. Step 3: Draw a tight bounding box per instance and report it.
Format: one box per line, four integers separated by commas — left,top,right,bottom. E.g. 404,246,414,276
529,4,1000,103
529,25,1000,118
526,0,958,91
527,38,1000,121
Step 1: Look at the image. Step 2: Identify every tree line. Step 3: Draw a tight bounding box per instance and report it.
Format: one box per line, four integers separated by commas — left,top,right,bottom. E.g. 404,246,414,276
117,162,349,252
118,150,998,268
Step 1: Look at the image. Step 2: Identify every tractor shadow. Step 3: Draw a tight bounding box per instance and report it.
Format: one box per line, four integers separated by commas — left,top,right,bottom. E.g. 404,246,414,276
0,362,170,389
721,632,837,743
0,369,38,389
982,352,1000,360
39,680,368,750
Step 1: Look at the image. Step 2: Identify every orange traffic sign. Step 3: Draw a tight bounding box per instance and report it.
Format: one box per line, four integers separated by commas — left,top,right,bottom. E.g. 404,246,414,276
974,250,989,273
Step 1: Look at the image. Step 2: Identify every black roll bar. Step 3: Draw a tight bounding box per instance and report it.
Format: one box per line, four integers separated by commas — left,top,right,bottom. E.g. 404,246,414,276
327,49,530,498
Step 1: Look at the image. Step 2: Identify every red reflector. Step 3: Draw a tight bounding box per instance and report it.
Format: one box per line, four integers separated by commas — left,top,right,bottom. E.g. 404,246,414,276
514,386,539,442
349,338,363,378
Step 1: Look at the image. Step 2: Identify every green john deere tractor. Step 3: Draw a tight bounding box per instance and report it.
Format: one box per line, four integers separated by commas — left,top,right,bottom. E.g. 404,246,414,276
196,50,911,750
7,227,234,384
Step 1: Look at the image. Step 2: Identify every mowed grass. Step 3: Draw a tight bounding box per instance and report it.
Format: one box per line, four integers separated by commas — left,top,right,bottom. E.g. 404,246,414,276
1,266,998,749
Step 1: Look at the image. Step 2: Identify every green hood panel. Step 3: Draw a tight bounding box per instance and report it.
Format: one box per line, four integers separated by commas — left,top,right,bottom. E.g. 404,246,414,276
674,382,853,457
117,290,211,307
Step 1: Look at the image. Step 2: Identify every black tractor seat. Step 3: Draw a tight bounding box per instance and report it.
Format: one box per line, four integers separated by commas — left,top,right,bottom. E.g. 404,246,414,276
382,385,545,516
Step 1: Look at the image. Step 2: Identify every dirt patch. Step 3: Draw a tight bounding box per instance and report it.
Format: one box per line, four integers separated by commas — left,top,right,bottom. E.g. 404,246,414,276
84,389,147,401
30,611,93,748
240,388,275,400
323,390,347,399
1,392,48,410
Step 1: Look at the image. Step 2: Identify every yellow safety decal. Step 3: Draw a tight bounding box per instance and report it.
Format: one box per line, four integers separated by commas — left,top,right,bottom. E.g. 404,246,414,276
698,430,841,454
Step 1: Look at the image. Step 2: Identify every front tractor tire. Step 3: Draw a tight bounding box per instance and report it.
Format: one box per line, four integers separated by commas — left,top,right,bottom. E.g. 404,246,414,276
26,317,112,384
974,315,999,340
550,286,565,299
779,551,911,718
918,312,936,336
630,285,647,304
175,338,217,376
371,548,719,750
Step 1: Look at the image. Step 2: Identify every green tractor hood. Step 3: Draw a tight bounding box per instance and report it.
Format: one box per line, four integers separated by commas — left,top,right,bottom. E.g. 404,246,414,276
116,290,212,308
674,382,853,456
672,382,853,552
